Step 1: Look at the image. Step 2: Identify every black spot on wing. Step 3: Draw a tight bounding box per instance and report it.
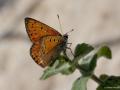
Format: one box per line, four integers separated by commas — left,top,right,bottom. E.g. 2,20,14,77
41,27,43,30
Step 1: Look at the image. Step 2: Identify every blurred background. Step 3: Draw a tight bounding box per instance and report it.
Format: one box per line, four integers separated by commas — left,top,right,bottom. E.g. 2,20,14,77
0,0,120,90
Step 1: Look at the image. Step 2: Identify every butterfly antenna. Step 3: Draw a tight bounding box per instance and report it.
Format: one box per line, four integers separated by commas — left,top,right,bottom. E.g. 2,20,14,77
57,14,63,34
65,29,74,35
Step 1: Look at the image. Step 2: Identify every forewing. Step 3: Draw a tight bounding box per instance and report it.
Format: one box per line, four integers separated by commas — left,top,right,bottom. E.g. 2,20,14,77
25,17,61,42
41,36,63,54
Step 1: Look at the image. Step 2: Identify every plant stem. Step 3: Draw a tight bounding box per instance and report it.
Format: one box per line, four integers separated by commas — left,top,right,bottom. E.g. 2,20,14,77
76,66,104,85
91,74,104,85
65,53,104,85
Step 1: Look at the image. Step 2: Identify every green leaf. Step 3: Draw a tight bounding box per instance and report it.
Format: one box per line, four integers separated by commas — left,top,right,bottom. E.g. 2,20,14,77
40,60,59,80
97,75,120,90
74,43,94,57
99,74,109,81
97,46,112,59
74,45,112,76
40,60,72,79
72,76,90,90
77,52,97,75
40,55,76,79
61,63,76,75
56,55,76,75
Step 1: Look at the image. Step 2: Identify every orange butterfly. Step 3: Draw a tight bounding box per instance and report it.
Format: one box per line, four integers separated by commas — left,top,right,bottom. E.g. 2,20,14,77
25,17,68,68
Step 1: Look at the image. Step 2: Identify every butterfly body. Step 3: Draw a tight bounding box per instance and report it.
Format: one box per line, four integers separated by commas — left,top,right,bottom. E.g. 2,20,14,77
25,17,68,67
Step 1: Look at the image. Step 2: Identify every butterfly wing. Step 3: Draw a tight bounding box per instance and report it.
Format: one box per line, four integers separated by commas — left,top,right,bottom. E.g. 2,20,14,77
30,36,66,67
25,17,61,42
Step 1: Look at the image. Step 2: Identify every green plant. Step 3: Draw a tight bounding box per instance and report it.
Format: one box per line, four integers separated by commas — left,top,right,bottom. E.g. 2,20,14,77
40,43,120,90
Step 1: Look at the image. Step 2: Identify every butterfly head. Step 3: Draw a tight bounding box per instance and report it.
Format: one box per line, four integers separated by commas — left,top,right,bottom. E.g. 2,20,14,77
62,29,73,42
63,34,68,38
63,34,68,42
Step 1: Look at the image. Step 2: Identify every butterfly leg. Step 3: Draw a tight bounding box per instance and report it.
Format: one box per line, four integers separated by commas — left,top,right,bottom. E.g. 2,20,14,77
67,43,72,47
66,47,74,57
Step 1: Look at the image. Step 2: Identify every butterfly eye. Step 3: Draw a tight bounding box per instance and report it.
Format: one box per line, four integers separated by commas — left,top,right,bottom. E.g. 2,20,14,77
64,35,68,39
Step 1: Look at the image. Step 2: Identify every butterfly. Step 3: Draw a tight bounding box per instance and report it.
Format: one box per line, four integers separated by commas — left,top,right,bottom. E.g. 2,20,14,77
25,17,69,68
